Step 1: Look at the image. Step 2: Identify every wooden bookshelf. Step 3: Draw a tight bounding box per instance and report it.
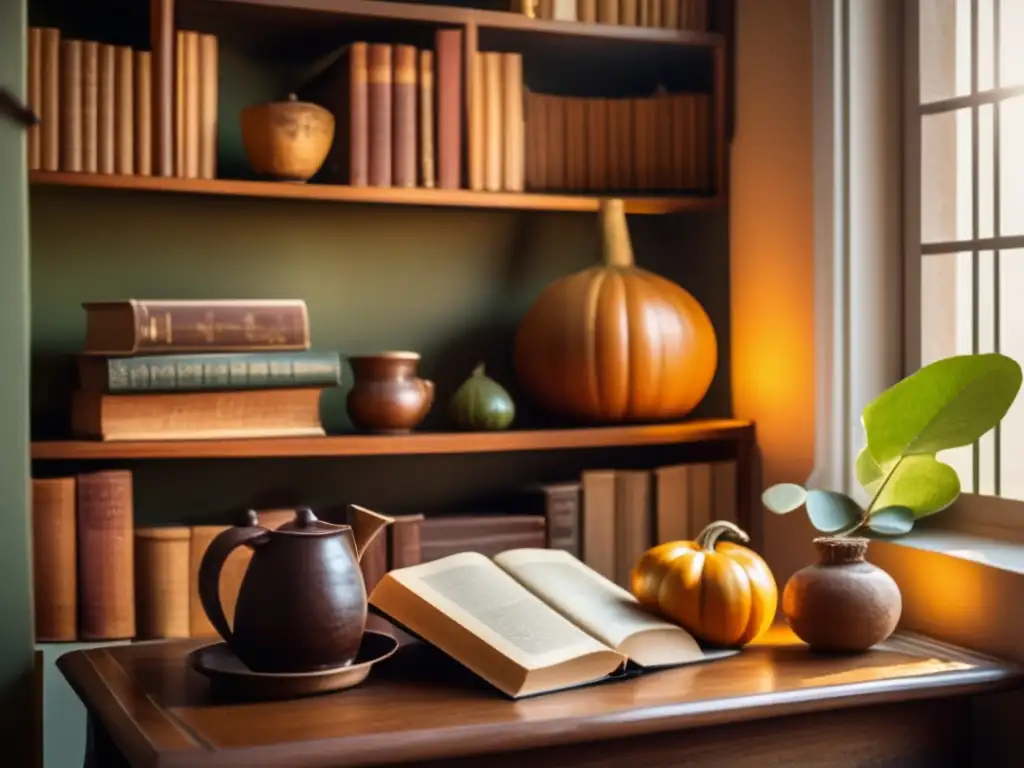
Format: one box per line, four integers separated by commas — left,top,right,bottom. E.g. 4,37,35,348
29,171,722,214
31,418,752,460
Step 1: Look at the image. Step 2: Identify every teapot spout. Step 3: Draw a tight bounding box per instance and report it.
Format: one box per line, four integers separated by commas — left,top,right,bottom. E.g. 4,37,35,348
348,504,394,561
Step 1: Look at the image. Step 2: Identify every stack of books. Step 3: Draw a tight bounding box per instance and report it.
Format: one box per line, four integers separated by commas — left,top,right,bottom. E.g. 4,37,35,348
71,299,340,441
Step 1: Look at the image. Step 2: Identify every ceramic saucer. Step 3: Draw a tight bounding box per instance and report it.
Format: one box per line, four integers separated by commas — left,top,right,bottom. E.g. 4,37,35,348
189,629,399,700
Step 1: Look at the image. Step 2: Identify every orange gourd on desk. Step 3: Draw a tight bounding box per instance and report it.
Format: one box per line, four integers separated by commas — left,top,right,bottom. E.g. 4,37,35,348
513,199,718,423
631,521,777,647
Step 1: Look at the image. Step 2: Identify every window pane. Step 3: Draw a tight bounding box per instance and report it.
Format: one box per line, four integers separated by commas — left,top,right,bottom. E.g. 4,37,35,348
921,252,975,492
920,0,971,102
922,109,973,243
980,104,995,238
979,251,997,495
1000,0,1024,87
981,0,996,91
999,250,1024,500
1000,96,1024,235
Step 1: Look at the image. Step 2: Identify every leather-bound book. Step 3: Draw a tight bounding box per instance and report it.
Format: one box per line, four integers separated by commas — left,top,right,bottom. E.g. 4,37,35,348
585,97,608,190
114,46,134,175
77,470,135,640
633,96,657,191
82,299,310,355
135,527,191,639
32,478,77,641
134,51,153,176
175,31,185,176
418,50,435,188
82,41,99,173
419,515,546,563
60,39,82,172
582,470,615,582
510,482,581,557
182,31,201,179
28,28,42,170
468,52,485,191
564,96,586,191
388,514,424,569
40,27,61,171
482,52,502,192
149,0,175,177
368,44,393,187
598,0,618,24
662,0,679,29
299,43,368,186
97,44,116,174
501,53,524,192
198,34,218,180
392,45,417,188
621,0,638,25
577,0,597,22
545,95,565,190
434,29,462,189
614,470,651,588
526,91,548,190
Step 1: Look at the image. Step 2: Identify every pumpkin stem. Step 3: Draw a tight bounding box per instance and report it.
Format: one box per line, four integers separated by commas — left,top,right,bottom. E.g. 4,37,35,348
600,199,635,268
696,520,751,551
472,362,486,377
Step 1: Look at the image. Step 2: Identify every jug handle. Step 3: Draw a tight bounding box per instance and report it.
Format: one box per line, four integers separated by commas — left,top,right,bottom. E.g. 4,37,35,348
198,515,270,645
418,378,435,419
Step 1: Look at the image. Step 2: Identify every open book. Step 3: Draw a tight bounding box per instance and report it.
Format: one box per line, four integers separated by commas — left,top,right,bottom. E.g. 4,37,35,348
368,548,736,698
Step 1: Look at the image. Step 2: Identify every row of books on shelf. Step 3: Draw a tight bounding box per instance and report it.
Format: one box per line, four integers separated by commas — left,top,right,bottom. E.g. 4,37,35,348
74,299,333,441
31,460,736,642
26,26,218,180
527,0,708,29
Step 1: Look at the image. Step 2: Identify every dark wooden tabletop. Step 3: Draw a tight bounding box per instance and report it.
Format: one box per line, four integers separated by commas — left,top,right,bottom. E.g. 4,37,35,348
57,624,1019,768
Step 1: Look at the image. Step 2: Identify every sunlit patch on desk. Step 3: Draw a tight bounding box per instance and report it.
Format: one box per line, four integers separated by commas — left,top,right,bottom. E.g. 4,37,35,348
799,659,975,687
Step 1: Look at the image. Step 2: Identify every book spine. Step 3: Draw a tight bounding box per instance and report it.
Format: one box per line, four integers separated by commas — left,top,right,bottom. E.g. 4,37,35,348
198,34,218,180
115,46,134,175
392,45,417,189
174,31,185,176
134,528,191,639
81,41,99,173
28,28,42,170
419,50,436,188
89,351,341,392
483,52,502,193
32,478,77,641
183,31,201,179
40,28,61,171
542,485,582,558
663,0,679,29
585,97,607,191
614,470,651,589
578,0,597,23
654,465,691,543
388,514,424,569
566,96,587,191
97,44,116,174
598,0,619,24
546,95,565,190
621,0,638,25
150,0,175,177
435,29,462,190
582,470,616,583
368,44,393,187
134,51,153,176
501,54,524,193
468,52,485,191
77,470,135,640
349,42,369,186
60,39,82,173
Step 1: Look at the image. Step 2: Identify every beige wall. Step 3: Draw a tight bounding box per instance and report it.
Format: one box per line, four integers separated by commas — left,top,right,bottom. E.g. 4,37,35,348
730,0,818,586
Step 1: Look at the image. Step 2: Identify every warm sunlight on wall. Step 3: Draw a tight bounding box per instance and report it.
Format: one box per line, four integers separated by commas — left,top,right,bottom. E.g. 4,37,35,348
730,0,816,585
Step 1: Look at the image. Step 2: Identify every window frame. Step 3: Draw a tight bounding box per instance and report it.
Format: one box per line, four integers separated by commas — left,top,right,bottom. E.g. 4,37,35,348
902,0,1024,535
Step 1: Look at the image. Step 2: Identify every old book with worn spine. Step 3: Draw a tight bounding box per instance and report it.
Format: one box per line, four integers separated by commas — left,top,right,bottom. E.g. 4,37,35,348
419,515,546,563
149,0,175,177
41,27,61,171
388,514,425,569
482,52,502,192
97,44,116,174
198,34,218,180
77,470,135,640
32,477,77,641
135,527,191,639
60,38,82,172
134,50,152,175
82,299,310,355
435,29,462,189
501,53,524,192
299,43,369,186
115,46,134,175
418,50,435,188
393,45,417,188
468,52,485,191
82,41,99,173
614,470,651,588
72,387,326,441
582,470,616,582
77,350,341,393
368,43,393,187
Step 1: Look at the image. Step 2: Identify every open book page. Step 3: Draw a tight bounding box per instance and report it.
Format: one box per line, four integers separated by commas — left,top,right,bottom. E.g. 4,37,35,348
369,552,626,697
493,548,704,668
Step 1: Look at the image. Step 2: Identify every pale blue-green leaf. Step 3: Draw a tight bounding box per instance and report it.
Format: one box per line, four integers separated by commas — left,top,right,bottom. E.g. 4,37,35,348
867,505,915,535
762,483,807,514
805,490,863,534
863,353,1022,465
868,455,961,518
855,446,883,495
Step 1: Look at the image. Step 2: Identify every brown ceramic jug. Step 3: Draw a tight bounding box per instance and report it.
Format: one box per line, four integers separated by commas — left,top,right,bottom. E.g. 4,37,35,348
199,505,392,674
347,352,435,433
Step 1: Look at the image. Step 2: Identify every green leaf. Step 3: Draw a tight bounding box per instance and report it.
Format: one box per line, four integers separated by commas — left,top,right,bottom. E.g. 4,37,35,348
855,447,884,494
868,505,915,535
762,483,807,514
805,490,863,534
863,353,1022,465
869,455,960,518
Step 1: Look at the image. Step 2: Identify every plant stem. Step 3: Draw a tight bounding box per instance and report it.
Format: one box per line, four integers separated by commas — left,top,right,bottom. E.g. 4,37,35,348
835,456,904,537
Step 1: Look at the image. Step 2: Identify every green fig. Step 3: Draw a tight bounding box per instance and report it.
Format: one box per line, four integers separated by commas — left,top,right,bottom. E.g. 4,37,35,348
449,363,515,431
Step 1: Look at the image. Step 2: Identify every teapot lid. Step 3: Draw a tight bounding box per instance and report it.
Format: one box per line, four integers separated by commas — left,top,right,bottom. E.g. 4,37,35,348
265,508,346,536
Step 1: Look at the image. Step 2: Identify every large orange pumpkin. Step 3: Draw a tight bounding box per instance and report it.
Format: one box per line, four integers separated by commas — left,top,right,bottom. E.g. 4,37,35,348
631,521,777,647
513,198,718,422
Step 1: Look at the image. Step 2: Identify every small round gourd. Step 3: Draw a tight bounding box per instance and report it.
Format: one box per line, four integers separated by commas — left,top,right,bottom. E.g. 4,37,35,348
513,198,717,423
449,364,515,431
631,521,777,647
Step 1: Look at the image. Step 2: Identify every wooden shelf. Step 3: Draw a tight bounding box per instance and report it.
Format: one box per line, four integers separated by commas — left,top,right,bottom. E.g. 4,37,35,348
31,418,752,460
30,172,721,214
180,0,725,49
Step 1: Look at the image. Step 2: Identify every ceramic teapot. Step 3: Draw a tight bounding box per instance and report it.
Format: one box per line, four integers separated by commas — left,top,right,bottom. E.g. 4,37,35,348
198,505,392,674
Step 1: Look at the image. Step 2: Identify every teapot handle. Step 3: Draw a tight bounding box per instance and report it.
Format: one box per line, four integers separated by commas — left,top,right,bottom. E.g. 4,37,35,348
198,517,270,645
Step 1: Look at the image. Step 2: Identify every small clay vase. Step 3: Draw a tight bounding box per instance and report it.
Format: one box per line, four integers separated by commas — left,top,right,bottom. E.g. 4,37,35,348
782,537,902,652
347,352,435,433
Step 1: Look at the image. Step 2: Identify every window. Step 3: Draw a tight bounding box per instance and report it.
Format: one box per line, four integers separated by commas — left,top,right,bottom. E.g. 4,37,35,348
908,0,1024,501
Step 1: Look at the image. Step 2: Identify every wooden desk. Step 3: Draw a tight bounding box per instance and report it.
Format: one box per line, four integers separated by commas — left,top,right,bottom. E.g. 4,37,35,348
58,625,1019,768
